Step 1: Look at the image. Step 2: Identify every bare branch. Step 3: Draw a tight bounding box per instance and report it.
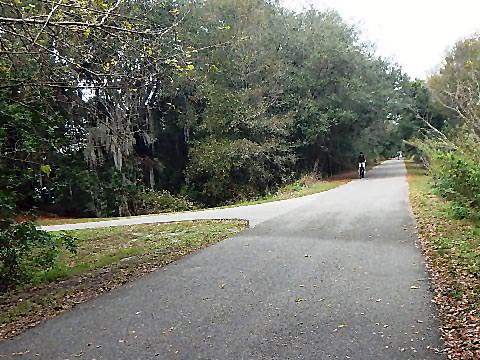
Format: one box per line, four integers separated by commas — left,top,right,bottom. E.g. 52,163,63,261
0,16,174,36
32,2,60,46
98,0,122,25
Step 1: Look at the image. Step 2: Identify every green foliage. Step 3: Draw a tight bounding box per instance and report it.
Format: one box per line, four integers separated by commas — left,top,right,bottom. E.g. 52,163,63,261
186,138,294,205
0,91,69,211
0,90,81,290
429,34,480,133
429,136,480,219
408,35,480,220
49,162,138,217
47,160,199,217
0,220,77,291
1,0,417,216
1,0,183,90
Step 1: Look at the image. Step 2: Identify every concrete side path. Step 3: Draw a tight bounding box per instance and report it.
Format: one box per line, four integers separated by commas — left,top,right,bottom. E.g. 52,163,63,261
40,186,335,232
1,160,444,359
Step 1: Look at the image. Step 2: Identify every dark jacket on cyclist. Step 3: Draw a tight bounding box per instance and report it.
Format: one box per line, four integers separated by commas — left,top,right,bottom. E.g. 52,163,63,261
357,153,366,163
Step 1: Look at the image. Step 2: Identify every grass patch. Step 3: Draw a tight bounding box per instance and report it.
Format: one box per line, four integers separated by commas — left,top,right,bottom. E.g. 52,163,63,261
276,178,348,198
36,216,122,226
225,177,349,208
406,160,479,359
0,219,247,339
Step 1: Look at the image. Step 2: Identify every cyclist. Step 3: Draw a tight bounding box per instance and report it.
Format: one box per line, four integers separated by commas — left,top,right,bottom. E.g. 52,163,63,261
358,152,366,178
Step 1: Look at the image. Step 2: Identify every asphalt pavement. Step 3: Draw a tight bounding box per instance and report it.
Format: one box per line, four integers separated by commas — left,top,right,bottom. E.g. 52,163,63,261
0,160,444,359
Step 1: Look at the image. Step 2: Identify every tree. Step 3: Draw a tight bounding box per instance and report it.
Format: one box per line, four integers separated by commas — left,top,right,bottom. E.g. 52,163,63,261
404,35,480,218
429,35,480,141
1,0,422,213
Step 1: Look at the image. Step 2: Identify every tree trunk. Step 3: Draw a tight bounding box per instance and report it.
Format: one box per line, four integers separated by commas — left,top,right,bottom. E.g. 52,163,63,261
313,158,321,179
149,167,155,190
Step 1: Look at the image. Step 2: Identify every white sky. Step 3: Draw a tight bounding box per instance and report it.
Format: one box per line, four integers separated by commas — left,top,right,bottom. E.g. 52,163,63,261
281,0,480,79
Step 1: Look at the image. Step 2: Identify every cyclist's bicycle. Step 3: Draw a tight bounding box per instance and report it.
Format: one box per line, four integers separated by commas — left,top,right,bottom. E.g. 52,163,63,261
359,162,366,179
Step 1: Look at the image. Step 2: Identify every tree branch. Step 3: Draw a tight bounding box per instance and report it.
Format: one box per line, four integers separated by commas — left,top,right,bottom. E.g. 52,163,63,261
32,2,60,46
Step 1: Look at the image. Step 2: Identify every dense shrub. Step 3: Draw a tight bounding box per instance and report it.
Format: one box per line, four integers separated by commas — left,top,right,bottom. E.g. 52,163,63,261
50,162,139,218
45,160,199,217
0,219,77,291
430,150,480,219
185,139,295,205
131,190,198,215
411,154,422,163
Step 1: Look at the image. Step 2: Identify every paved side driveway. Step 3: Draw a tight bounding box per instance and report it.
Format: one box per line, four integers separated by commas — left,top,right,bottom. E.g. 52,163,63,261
40,184,333,232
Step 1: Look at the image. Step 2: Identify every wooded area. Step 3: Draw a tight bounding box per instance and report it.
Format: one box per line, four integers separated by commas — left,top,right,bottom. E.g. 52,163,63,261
0,0,479,287
1,0,412,217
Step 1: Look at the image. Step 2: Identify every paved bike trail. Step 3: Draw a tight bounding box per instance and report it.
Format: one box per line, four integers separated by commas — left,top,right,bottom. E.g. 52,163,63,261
0,160,444,359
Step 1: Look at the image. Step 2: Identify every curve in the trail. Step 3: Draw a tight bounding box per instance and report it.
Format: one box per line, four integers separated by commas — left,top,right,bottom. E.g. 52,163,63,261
1,160,444,359
40,178,346,232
